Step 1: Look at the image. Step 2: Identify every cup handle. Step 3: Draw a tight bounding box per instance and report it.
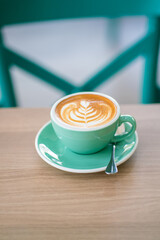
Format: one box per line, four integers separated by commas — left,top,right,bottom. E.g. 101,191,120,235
112,115,136,143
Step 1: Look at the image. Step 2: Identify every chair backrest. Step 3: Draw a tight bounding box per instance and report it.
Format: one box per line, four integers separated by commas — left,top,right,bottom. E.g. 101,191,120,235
0,0,160,107
1,0,160,27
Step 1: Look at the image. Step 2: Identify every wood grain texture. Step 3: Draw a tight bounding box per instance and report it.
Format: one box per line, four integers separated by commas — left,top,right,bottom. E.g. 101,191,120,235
0,105,160,240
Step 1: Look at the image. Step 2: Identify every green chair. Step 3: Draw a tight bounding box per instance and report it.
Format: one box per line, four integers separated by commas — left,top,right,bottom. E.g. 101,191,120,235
0,0,160,107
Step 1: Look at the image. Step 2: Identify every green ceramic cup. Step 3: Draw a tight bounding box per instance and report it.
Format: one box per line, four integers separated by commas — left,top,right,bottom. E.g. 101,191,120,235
50,92,136,154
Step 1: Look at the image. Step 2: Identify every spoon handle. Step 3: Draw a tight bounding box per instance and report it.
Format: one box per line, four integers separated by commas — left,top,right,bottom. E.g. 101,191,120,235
105,144,118,174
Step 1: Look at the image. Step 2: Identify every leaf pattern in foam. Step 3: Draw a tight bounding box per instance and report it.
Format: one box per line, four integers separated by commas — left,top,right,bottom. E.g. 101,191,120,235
79,101,91,123
59,99,113,127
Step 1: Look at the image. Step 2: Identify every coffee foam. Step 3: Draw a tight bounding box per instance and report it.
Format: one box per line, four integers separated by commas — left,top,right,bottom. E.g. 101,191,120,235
55,94,117,128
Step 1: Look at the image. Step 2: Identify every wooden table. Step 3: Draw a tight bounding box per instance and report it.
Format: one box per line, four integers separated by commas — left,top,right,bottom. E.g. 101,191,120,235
0,105,160,240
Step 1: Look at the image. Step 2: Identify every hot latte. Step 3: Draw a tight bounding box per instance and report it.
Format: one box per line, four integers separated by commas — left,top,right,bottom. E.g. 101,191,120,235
55,94,117,128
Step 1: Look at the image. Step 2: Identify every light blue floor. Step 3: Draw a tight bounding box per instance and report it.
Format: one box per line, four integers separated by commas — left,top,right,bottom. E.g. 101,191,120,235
3,17,158,107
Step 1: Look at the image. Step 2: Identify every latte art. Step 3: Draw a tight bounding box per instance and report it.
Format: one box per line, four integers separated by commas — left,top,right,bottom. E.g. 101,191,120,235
56,94,117,128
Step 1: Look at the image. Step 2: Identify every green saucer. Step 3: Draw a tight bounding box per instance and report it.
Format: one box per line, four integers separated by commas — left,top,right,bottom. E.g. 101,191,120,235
35,121,138,173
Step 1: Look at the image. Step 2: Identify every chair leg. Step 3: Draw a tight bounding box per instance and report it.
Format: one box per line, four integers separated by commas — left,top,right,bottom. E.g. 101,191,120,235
142,17,160,103
107,18,120,47
0,32,17,107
